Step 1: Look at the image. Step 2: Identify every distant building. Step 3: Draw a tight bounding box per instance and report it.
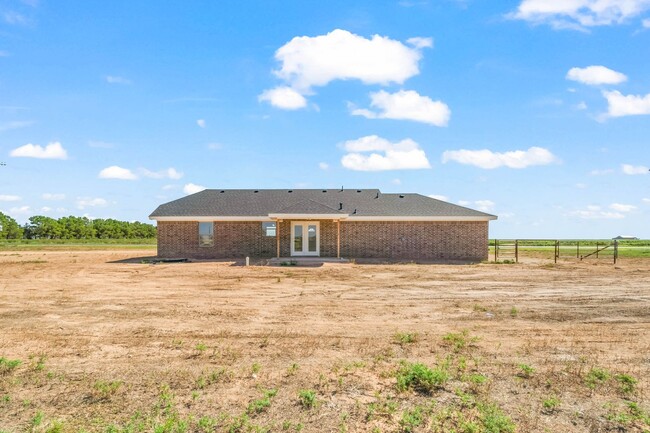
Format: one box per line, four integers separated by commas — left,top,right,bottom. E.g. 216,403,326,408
612,235,639,240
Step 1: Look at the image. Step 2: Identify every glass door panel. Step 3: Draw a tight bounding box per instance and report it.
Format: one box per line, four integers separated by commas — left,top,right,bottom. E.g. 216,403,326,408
308,225,317,252
293,225,303,252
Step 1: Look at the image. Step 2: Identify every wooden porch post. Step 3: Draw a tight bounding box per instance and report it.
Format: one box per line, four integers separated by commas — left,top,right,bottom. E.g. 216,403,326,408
337,219,341,259
276,220,281,258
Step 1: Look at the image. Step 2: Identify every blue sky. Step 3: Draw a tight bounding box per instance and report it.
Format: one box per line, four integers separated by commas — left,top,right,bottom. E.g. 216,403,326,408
1,0,649,238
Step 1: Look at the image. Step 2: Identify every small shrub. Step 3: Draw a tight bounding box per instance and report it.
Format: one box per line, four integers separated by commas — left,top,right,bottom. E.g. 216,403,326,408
197,416,217,433
468,373,488,385
298,389,317,409
31,410,44,427
45,421,65,433
396,362,448,393
195,343,207,353
509,307,518,318
251,363,261,374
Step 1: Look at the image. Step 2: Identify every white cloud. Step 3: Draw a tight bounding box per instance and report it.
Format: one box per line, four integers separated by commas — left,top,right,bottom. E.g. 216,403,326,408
40,206,51,213
258,86,307,110
105,75,132,85
271,29,429,92
196,119,206,128
391,178,402,185
8,205,31,215
0,120,33,132
590,168,614,175
98,166,138,180
621,163,649,175
351,90,450,126
406,37,434,49
509,0,650,29
318,162,329,170
428,194,449,202
340,135,431,171
644,17,650,26
76,197,107,210
602,90,650,118
610,203,637,212
642,198,650,203
567,66,627,85
42,193,65,201
140,167,183,180
475,200,496,212
162,184,178,191
570,205,625,219
457,200,495,212
10,142,68,159
183,183,207,195
0,194,21,201
442,147,558,169
575,101,588,110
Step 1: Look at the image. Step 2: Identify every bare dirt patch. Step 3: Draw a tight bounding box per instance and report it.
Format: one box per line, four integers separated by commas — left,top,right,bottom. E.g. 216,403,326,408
1,250,649,432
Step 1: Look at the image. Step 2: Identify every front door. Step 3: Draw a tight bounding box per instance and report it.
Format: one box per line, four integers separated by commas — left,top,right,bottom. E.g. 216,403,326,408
291,221,320,256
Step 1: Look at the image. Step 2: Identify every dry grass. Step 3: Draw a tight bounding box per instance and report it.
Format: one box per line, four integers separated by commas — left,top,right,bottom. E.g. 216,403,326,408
0,250,649,432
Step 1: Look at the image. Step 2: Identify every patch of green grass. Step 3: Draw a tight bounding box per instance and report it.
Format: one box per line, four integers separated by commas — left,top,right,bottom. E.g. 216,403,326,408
615,373,637,394
585,367,610,389
468,373,488,385
0,356,22,373
93,380,123,398
31,410,44,428
542,396,561,413
396,362,448,394
442,331,479,352
399,406,424,433
247,389,278,415
517,363,535,378
197,416,217,433
44,420,65,433
251,362,262,374
298,389,317,409
478,402,516,433
394,332,419,345
509,307,518,318
194,342,207,353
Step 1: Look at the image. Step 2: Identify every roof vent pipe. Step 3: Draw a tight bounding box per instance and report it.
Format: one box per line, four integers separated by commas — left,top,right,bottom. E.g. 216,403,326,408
339,202,343,210
375,192,379,199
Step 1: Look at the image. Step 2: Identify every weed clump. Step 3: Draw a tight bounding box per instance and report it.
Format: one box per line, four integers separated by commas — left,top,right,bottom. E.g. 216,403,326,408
298,389,317,409
0,357,21,373
396,362,448,394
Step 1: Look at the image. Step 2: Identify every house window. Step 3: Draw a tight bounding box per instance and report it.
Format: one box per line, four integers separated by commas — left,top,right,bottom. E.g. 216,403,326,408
198,222,213,247
262,222,276,237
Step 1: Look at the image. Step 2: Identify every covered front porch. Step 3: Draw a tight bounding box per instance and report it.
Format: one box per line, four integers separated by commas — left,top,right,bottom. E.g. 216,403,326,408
269,212,348,259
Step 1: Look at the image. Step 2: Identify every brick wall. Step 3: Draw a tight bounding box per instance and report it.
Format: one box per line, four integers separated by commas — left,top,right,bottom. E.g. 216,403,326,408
157,221,276,258
157,220,489,261
340,221,488,261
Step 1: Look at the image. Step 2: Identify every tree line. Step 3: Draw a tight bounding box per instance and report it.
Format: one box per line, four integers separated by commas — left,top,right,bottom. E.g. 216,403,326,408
0,212,156,240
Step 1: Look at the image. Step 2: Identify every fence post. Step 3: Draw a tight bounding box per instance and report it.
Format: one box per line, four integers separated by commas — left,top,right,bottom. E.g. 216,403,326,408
515,240,519,263
577,241,579,259
494,239,498,262
614,240,618,265
555,240,559,263
596,242,599,259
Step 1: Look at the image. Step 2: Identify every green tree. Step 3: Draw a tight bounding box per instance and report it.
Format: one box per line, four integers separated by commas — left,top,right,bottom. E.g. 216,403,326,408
24,215,62,239
0,212,24,239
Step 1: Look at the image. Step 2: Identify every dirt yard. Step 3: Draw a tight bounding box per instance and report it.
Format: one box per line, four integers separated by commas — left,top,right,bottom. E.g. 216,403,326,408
1,250,649,433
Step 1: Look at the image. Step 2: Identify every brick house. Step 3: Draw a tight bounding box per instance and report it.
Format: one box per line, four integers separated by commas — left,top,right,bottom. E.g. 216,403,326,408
149,189,497,261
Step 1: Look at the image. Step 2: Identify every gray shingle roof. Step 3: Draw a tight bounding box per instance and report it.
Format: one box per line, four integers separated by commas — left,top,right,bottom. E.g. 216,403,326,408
149,189,496,219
